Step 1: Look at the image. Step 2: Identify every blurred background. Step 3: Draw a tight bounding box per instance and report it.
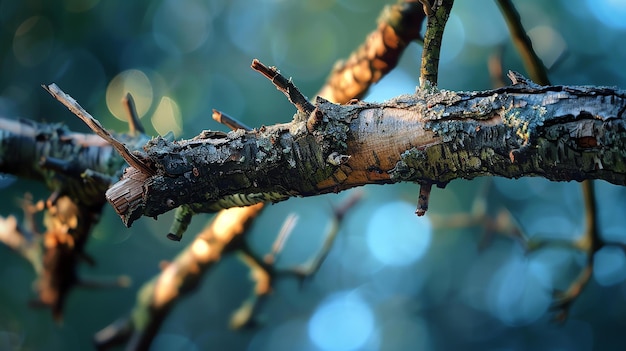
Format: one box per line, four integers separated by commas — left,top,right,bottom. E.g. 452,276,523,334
1,0,626,350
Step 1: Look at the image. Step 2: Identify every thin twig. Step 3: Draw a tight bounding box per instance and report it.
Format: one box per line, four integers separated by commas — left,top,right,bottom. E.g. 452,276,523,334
123,93,145,135
264,213,299,265
415,182,432,216
212,109,252,132
419,0,455,87
414,0,454,215
496,0,550,86
496,0,601,320
418,0,434,16
250,59,315,115
43,84,155,176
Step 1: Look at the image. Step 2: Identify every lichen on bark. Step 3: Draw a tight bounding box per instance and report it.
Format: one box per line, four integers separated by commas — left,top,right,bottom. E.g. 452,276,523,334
107,100,356,226
104,81,626,226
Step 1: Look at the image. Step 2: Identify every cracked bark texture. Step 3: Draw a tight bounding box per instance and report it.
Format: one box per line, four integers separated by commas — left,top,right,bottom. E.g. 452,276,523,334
106,81,626,226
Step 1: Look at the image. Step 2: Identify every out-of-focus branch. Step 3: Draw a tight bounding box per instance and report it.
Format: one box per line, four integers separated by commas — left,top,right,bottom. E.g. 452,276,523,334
93,204,265,351
496,0,550,86
317,0,426,103
0,114,143,319
0,194,129,321
0,213,43,275
428,180,527,250
228,192,363,330
496,0,602,321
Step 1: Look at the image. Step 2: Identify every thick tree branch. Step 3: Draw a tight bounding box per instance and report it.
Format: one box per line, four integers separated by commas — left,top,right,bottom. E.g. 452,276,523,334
101,81,626,226
0,117,132,207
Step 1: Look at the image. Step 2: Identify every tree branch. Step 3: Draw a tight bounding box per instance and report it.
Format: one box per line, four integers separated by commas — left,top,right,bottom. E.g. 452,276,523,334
419,0,454,87
496,0,603,321
100,81,626,226
43,83,156,176
496,0,550,85
93,204,264,350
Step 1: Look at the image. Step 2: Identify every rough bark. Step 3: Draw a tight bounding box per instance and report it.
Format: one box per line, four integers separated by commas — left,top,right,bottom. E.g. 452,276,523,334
0,117,140,318
0,117,142,208
106,80,626,227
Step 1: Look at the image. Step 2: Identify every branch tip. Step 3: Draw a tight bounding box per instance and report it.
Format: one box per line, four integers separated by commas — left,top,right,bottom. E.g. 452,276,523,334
212,109,252,131
250,59,315,115
415,182,432,216
123,93,145,135
418,0,434,16
507,70,539,87
43,83,155,176
166,233,182,242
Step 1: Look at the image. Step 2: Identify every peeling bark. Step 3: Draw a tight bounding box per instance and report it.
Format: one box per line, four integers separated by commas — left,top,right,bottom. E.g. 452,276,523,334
106,81,626,226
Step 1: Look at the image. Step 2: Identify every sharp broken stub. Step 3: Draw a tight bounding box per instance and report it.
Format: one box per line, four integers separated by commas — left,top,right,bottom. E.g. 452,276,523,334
415,182,432,216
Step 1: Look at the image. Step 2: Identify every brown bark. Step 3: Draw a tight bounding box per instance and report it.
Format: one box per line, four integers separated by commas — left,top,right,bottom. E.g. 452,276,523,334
105,80,626,226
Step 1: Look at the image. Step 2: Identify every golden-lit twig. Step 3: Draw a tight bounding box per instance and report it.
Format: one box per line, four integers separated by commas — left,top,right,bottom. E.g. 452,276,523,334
230,251,272,329
317,0,427,103
94,204,265,351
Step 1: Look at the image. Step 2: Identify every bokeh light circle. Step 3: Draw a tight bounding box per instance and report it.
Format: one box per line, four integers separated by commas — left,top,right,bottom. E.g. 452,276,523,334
152,0,211,54
105,69,153,121
594,246,626,287
366,201,432,266
151,96,183,137
13,16,54,67
527,25,566,69
487,255,552,326
586,0,626,30
308,291,375,351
